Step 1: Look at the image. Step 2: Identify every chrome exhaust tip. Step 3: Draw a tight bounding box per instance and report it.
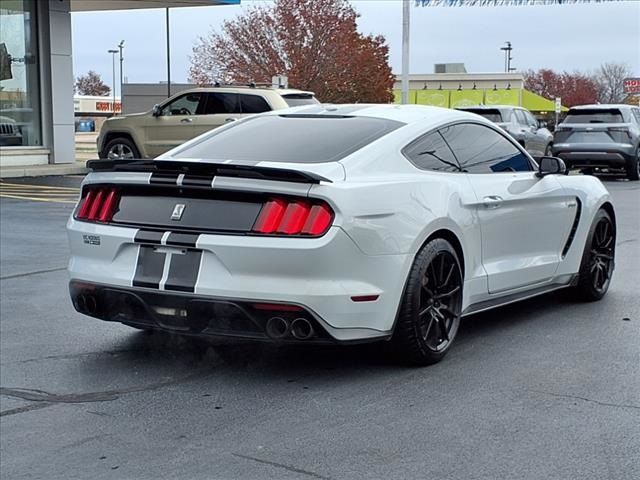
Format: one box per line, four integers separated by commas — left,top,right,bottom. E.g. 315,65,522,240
76,294,87,312
265,317,289,339
290,318,314,340
84,294,98,315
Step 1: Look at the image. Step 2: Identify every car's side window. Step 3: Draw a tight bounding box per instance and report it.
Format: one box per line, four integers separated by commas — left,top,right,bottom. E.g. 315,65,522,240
515,110,529,127
523,111,538,128
239,94,271,114
160,93,202,116
201,93,240,114
632,109,640,125
403,130,461,172
440,123,533,174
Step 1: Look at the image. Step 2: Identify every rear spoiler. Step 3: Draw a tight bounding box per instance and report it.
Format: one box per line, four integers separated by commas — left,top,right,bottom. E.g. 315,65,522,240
86,159,332,184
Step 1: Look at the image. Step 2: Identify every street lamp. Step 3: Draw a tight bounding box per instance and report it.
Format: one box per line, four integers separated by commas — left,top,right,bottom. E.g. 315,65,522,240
108,49,118,116
118,40,124,111
500,41,515,73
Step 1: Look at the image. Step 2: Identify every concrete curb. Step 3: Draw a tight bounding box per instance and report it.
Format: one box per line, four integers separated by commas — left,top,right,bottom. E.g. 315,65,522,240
0,163,88,179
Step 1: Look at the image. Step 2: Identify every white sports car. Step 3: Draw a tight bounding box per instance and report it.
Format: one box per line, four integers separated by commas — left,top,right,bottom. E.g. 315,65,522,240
67,104,616,365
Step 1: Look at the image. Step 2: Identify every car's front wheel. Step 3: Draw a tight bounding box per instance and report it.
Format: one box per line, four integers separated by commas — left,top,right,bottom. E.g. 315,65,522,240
392,238,463,365
102,137,140,160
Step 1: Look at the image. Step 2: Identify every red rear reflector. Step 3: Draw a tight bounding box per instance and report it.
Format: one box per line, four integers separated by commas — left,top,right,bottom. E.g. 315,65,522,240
276,201,311,234
77,190,96,219
301,204,333,235
253,199,288,233
252,303,304,312
351,295,380,302
98,189,119,222
87,189,105,220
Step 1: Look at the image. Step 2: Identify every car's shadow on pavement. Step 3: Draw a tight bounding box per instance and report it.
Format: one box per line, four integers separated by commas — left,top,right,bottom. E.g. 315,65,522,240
83,289,574,382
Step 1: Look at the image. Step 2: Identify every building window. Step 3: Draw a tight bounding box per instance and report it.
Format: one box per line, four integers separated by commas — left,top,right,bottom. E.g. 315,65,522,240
0,0,41,147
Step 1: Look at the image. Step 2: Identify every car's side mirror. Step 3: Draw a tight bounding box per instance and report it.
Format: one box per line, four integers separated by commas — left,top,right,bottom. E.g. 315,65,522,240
537,156,566,178
152,104,162,117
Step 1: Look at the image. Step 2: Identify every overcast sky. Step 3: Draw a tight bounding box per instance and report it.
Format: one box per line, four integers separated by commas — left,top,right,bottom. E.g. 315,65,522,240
71,0,640,94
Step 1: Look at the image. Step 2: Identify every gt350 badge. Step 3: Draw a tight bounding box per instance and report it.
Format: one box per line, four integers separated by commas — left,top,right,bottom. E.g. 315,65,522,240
82,234,101,246
171,203,186,221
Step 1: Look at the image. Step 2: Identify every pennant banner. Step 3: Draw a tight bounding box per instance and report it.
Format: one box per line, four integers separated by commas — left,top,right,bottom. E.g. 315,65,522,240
416,0,624,6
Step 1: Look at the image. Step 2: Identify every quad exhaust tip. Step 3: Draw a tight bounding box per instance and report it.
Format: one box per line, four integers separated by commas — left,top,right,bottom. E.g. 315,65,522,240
266,317,289,339
77,293,98,315
290,318,314,340
265,316,315,340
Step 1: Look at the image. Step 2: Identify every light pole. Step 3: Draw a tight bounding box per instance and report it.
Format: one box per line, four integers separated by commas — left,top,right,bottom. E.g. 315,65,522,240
401,0,410,104
118,40,124,111
500,41,515,73
108,49,118,116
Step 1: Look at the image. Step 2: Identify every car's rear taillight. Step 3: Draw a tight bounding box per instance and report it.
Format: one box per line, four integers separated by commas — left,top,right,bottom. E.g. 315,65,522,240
76,187,120,223
253,198,334,237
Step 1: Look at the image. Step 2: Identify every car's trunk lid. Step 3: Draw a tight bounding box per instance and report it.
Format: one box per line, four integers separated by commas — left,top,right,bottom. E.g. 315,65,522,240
554,123,634,144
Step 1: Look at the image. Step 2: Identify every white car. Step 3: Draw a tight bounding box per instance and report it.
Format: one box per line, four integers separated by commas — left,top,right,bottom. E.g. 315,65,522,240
67,104,616,365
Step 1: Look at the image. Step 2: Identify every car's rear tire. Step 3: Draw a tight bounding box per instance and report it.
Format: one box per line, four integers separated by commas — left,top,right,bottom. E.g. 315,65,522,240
573,209,615,302
625,150,640,181
391,238,463,365
102,136,140,160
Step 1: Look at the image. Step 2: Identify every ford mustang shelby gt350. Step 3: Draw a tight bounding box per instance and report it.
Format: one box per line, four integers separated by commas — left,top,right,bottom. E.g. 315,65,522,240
68,105,616,365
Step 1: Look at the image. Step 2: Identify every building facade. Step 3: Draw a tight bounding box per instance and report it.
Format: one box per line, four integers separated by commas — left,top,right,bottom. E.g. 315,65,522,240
0,0,238,168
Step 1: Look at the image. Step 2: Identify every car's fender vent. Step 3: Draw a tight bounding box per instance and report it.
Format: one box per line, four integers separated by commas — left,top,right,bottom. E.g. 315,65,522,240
562,197,582,258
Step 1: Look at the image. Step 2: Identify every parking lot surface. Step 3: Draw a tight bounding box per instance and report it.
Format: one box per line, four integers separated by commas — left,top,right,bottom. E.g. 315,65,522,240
1,175,639,480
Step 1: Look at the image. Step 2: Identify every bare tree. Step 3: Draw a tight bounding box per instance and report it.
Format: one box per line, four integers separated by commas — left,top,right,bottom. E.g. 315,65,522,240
75,70,110,96
595,63,631,104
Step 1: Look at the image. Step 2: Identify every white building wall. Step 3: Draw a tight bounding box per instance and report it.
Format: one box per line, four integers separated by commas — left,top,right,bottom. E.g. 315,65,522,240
47,0,74,164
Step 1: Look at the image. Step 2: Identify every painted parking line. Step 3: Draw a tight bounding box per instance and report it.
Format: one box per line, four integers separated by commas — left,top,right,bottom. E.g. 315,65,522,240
0,182,80,204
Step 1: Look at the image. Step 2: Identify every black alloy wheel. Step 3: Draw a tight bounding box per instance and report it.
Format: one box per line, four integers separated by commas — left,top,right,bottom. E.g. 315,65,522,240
393,238,463,365
574,209,615,301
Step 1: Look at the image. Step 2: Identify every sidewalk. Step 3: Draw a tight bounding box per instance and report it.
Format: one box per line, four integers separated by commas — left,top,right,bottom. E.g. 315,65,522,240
1,134,96,178
0,160,89,179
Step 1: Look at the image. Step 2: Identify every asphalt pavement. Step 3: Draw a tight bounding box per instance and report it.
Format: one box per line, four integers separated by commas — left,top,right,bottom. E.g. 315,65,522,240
1,175,638,480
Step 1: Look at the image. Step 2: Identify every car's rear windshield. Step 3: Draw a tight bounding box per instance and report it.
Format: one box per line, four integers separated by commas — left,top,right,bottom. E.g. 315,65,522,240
564,109,624,124
171,114,405,163
462,109,502,123
281,94,320,107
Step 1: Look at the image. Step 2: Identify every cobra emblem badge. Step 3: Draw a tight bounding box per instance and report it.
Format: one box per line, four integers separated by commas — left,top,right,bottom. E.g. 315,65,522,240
171,203,186,221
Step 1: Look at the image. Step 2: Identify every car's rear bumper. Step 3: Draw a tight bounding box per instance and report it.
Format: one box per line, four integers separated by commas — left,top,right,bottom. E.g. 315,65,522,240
67,218,412,341
552,143,635,168
69,281,356,344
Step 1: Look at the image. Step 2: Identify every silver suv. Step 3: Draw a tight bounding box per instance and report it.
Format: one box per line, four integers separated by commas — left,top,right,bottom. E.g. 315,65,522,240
552,104,640,181
98,86,318,159
456,105,553,159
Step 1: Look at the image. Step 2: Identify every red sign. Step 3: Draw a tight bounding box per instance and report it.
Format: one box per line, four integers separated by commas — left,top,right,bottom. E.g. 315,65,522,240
95,101,121,113
623,78,640,94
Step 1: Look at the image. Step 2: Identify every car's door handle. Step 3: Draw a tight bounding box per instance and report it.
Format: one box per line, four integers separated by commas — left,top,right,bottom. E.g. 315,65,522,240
180,118,193,123
225,117,237,123
483,195,503,209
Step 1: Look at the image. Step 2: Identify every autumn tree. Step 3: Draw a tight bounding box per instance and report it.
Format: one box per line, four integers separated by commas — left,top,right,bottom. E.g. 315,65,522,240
523,69,599,107
189,0,394,103
75,70,110,96
595,63,631,104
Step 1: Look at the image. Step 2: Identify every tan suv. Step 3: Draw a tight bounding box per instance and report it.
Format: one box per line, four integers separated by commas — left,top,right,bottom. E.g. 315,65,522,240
97,86,318,159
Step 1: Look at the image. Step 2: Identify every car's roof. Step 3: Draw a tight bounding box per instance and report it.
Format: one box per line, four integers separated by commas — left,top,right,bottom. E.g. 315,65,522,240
569,104,633,110
264,103,477,126
175,87,314,96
